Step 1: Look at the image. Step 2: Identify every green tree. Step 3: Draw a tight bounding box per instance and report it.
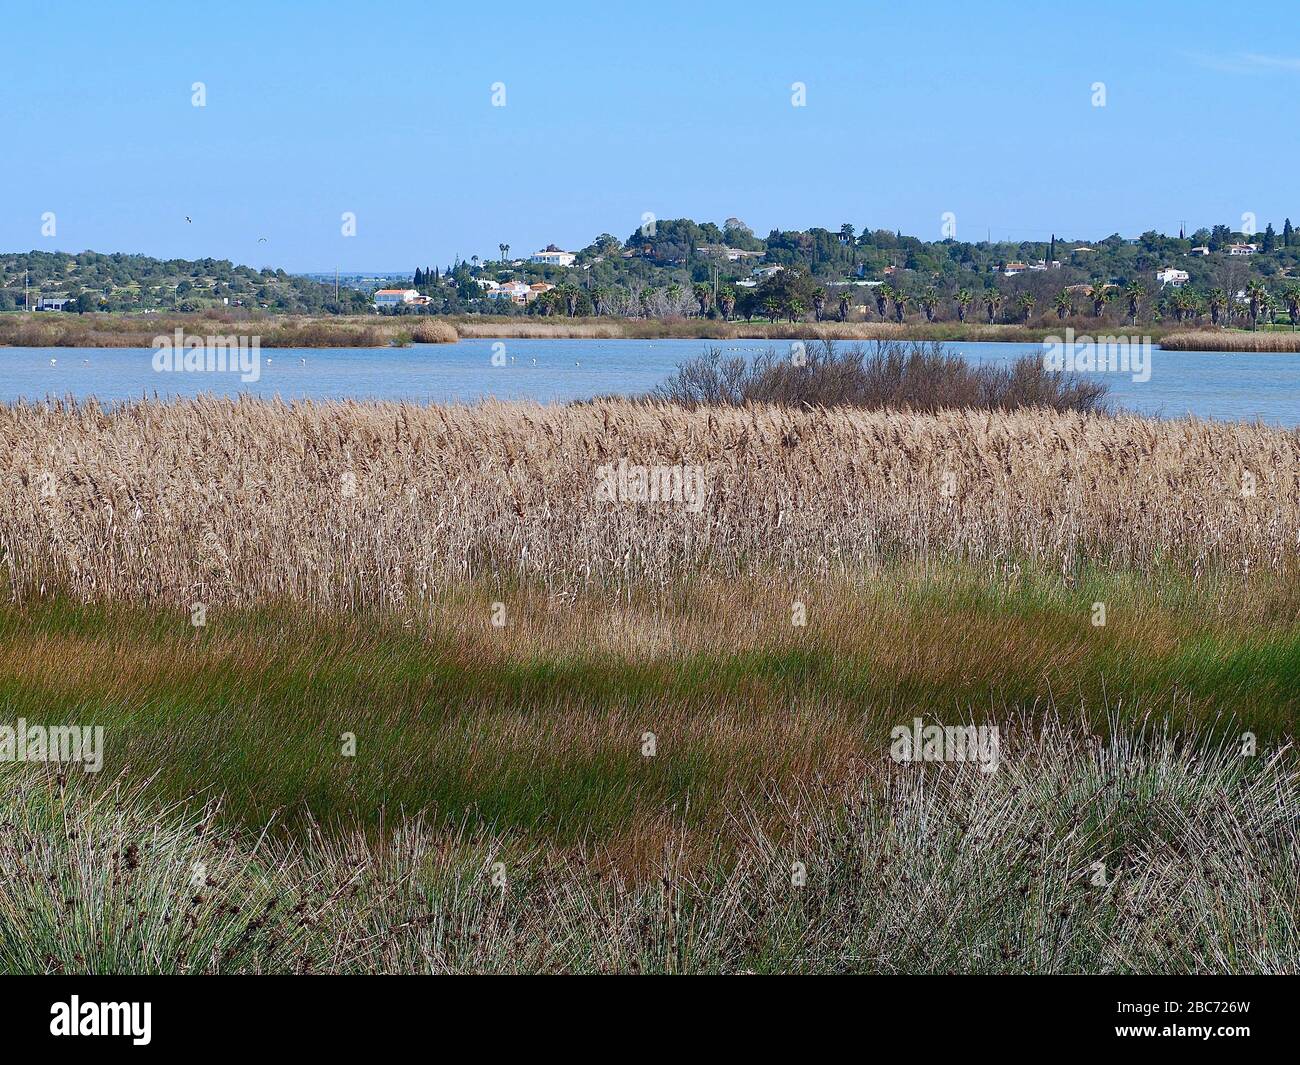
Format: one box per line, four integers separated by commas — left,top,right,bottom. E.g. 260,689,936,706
692,282,712,317
1245,280,1268,331
954,289,973,323
718,286,736,320
889,287,909,323
984,288,1003,324
1284,285,1300,330
1124,282,1145,326
1053,289,1074,320
1207,288,1227,327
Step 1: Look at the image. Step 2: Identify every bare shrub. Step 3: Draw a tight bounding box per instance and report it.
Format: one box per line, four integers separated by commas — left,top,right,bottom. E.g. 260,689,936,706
652,340,1109,413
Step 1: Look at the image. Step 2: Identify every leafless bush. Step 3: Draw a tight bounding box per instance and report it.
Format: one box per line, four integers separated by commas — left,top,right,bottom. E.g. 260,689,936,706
652,340,1109,413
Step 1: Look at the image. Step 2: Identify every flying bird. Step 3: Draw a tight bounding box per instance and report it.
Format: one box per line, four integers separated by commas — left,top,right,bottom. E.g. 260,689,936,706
185,216,192,224
258,237,268,244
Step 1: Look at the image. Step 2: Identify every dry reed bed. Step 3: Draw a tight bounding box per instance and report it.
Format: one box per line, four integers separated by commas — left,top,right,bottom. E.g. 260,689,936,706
0,313,456,348
1161,330,1300,352
1,397,1296,609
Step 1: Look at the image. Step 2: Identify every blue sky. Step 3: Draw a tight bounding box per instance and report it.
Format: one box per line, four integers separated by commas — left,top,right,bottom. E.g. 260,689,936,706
3,0,1297,271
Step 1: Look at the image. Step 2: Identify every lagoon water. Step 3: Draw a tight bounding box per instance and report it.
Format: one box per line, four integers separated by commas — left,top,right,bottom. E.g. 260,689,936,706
2,339,1298,426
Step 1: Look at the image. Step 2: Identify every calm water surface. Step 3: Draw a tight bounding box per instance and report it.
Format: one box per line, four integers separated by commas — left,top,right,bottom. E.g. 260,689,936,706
2,339,1298,425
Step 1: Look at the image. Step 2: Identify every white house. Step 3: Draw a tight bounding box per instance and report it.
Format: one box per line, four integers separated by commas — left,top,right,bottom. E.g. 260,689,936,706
1156,267,1190,288
487,281,531,304
528,248,576,267
1227,243,1258,256
751,264,784,279
37,295,72,311
373,288,420,308
1188,245,1210,256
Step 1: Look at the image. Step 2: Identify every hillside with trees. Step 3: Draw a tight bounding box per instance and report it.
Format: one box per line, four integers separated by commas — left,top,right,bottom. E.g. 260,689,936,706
10,216,1300,330
0,251,372,315
396,218,1300,329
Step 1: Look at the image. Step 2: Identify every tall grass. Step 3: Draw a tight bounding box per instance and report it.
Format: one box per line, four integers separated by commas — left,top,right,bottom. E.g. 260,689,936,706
4,713,1297,974
0,312,456,348
1161,330,1300,352
1,396,1295,608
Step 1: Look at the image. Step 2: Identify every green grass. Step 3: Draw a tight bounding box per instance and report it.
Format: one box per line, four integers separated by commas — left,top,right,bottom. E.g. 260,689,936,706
0,565,1295,851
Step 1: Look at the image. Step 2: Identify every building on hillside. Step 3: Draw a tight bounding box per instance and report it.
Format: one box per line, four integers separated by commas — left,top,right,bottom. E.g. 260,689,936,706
373,288,420,308
1227,243,1258,256
1003,262,1028,276
1156,267,1190,288
528,247,576,267
1188,245,1210,256
485,280,555,305
487,281,531,304
751,264,784,279
36,295,72,311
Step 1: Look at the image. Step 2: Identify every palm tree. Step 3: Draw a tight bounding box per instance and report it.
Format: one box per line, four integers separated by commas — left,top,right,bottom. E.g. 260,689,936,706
590,285,607,316
984,288,1003,324
1245,280,1268,331
1053,289,1074,320
718,286,736,321
811,287,827,322
1017,292,1036,323
692,282,712,318
1284,285,1300,330
1090,283,1112,318
955,289,973,323
890,288,909,323
1124,282,1145,326
558,283,580,316
874,284,891,318
1207,288,1227,327
498,243,507,263
918,286,939,323
762,296,781,323
837,290,852,321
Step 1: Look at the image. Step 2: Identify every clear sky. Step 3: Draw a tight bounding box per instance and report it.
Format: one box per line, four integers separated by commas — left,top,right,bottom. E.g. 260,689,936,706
4,0,1298,271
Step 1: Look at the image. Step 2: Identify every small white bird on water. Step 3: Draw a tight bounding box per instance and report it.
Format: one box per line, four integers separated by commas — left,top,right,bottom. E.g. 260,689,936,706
299,357,305,365
49,357,56,366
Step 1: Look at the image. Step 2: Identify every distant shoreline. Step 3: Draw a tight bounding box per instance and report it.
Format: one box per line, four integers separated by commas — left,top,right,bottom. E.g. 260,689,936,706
5,311,1298,351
